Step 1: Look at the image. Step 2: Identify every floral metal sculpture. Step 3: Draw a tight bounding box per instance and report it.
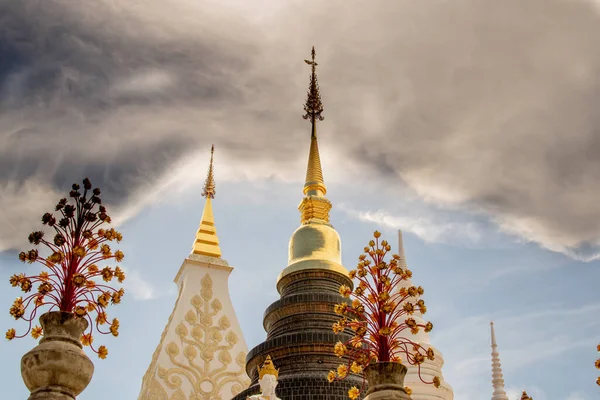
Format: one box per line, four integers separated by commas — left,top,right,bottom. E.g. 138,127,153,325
6,178,125,359
328,231,440,399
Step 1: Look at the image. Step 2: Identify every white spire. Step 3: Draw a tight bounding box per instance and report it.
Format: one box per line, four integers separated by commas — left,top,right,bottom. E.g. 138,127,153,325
491,322,509,400
395,230,454,400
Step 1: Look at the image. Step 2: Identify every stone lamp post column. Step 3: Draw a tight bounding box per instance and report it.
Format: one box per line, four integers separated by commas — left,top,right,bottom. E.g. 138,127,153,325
364,362,412,400
21,312,94,400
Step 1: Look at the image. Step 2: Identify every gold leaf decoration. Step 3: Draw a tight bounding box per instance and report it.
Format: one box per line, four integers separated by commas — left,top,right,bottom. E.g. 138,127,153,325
211,329,223,342
169,389,186,400
218,349,232,365
191,325,203,340
191,295,203,307
211,298,222,312
200,312,212,327
184,345,197,360
151,273,250,399
166,342,179,356
236,351,246,366
158,366,168,379
185,309,197,324
148,377,169,400
218,315,231,330
226,331,238,345
175,322,188,338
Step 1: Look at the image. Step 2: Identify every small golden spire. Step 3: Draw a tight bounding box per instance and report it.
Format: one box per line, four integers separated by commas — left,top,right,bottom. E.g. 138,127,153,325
192,145,221,258
202,145,216,199
258,355,279,379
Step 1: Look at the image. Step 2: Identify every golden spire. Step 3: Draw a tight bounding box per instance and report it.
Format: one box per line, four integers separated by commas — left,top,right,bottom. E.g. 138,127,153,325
192,145,221,258
258,355,279,379
302,46,327,198
298,47,331,224
202,145,216,199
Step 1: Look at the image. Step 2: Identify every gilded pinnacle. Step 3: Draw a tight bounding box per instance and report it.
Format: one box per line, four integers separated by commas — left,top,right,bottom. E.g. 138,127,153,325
299,47,331,224
303,46,324,126
192,145,221,258
202,145,216,199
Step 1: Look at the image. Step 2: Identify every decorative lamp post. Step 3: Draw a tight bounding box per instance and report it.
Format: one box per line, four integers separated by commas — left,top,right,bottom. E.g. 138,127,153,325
327,231,441,400
6,178,126,400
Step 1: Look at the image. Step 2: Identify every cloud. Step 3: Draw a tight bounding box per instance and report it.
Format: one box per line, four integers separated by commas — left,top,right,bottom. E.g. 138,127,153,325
121,266,156,301
341,205,487,246
1,0,600,261
566,392,588,400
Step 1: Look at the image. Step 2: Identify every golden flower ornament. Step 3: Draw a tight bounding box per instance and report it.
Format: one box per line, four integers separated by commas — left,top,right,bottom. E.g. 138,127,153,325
328,230,441,398
6,178,126,359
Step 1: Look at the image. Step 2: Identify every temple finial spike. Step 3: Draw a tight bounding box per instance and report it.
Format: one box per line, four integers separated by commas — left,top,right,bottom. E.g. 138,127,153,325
192,145,221,258
490,321,509,400
202,144,216,199
303,46,324,126
301,47,327,199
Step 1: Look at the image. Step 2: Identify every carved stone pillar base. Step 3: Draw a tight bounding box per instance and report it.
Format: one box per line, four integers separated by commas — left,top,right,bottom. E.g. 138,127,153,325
364,362,412,400
21,312,94,400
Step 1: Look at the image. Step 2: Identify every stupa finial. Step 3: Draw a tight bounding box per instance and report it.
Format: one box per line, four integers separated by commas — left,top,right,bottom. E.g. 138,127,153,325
303,46,324,129
491,321,509,400
202,144,216,199
301,47,327,202
192,145,221,258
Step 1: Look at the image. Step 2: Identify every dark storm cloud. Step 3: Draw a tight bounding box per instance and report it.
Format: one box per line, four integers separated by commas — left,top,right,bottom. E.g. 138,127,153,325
300,0,600,258
0,0,599,259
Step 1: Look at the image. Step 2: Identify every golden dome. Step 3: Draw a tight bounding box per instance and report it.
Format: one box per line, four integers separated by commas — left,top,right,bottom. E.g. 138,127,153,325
278,222,347,281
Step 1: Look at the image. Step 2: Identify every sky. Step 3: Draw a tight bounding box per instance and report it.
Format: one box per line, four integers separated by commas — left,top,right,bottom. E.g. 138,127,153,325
0,0,599,399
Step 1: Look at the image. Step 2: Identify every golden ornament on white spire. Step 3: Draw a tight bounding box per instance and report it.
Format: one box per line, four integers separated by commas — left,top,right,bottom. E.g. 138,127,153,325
191,145,221,258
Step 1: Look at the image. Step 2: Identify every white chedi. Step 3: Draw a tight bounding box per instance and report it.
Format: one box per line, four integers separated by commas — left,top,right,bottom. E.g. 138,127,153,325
247,355,281,400
394,230,454,400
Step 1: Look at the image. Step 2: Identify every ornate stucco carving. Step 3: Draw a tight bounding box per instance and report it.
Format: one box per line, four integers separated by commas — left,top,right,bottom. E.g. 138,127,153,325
139,264,250,400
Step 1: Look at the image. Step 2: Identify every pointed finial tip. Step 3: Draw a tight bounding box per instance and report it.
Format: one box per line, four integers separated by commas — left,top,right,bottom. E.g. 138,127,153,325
302,46,324,123
202,145,216,199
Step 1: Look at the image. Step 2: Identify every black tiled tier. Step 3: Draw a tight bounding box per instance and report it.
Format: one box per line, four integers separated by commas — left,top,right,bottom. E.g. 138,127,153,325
231,269,364,400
